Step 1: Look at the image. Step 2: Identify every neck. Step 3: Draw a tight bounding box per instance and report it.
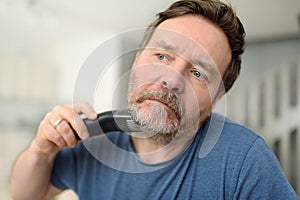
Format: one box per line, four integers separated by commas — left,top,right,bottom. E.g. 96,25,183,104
130,134,193,164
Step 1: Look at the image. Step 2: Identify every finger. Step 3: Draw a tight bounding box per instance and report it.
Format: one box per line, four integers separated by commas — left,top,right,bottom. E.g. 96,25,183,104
56,120,79,146
53,106,89,139
71,114,90,140
40,120,67,148
69,102,97,120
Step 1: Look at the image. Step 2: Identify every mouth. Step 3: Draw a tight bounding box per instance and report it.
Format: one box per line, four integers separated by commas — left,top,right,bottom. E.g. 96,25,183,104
134,88,182,121
147,98,169,107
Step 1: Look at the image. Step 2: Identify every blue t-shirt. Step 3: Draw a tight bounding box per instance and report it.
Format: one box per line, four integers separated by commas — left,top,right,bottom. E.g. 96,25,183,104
51,114,299,199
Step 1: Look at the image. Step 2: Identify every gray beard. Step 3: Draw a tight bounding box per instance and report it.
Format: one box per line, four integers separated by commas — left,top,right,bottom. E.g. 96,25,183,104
128,101,200,146
129,103,179,145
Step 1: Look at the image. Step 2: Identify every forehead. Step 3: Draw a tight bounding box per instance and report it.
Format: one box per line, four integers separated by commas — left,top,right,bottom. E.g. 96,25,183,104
147,29,215,68
146,15,231,75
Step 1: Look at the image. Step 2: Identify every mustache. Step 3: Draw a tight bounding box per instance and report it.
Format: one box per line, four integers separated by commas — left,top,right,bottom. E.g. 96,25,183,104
134,87,183,121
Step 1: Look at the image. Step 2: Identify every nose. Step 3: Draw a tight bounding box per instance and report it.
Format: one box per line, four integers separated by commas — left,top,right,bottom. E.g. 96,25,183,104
161,60,186,94
162,79,182,93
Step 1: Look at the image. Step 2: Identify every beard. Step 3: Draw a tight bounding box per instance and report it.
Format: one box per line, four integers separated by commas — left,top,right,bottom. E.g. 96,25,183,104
128,87,182,145
128,85,204,146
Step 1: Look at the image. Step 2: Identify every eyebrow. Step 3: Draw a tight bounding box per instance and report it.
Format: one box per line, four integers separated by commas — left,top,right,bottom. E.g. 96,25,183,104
151,40,177,52
197,61,219,80
151,40,219,78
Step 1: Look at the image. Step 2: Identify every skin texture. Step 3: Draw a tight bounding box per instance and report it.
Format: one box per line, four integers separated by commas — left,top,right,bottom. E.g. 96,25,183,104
10,103,98,199
129,15,231,156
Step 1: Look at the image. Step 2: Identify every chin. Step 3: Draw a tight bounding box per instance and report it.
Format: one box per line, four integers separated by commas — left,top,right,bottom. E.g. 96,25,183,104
129,103,179,134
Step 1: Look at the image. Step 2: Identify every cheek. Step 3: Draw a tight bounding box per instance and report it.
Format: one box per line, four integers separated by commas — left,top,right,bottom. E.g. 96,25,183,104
197,90,213,107
184,85,213,113
130,65,163,88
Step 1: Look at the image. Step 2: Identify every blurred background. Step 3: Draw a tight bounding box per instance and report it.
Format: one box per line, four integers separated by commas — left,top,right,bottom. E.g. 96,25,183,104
0,0,299,199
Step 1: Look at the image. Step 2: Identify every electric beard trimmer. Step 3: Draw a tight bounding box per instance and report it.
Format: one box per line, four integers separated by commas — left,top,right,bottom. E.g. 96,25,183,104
72,110,141,140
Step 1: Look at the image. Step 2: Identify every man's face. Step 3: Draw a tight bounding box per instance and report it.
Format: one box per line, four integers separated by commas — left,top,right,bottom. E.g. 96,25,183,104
128,15,231,145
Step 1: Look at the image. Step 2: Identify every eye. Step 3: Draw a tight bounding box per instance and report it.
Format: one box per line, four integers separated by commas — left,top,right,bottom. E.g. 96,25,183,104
156,53,167,61
191,69,207,81
193,70,202,77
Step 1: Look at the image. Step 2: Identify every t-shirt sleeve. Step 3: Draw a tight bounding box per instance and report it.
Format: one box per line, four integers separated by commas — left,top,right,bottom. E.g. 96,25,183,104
235,137,299,199
51,146,80,191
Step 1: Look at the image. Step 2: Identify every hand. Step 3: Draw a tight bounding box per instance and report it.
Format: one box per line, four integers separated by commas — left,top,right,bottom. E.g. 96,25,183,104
31,102,97,155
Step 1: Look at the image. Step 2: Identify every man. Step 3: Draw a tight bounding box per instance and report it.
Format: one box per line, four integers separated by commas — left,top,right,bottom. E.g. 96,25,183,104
10,0,299,199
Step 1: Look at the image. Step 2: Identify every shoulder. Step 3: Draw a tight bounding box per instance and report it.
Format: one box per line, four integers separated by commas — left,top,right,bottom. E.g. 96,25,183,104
217,113,262,146
199,113,279,170
215,113,259,139
201,114,298,198
199,113,262,158
200,113,284,165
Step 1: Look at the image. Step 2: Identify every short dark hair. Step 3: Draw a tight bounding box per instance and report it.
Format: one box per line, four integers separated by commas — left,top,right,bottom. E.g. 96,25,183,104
141,0,245,92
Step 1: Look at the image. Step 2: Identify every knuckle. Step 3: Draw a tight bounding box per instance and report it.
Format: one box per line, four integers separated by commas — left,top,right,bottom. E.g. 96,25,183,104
44,112,52,119
68,103,75,110
38,120,49,134
38,121,47,132
65,106,74,115
53,105,66,113
52,105,61,111
82,101,90,106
